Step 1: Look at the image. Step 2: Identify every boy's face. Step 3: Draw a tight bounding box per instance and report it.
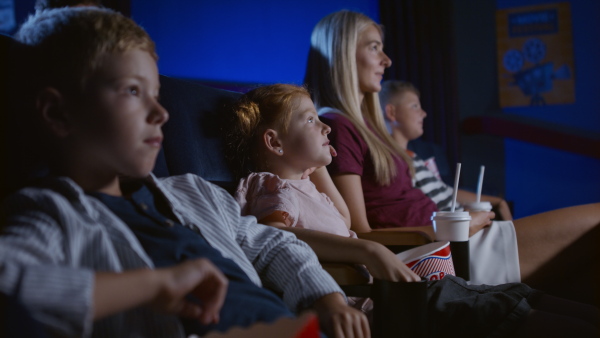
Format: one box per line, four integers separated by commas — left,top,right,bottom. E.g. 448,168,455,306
391,91,426,141
66,49,168,179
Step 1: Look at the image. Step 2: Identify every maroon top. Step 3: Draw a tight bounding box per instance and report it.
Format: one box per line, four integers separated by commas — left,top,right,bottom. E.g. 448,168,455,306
321,112,438,228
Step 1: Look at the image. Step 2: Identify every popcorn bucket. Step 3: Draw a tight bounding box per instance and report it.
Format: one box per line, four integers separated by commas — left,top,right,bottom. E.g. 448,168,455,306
396,241,455,281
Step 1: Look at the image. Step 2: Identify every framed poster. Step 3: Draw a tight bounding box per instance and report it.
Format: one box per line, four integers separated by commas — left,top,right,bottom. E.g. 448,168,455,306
496,2,575,107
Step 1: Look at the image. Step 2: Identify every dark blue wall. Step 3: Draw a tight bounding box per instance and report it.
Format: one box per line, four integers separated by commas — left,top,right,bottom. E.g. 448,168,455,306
8,0,35,35
12,1,379,84
497,0,600,217
130,0,379,85
10,0,598,218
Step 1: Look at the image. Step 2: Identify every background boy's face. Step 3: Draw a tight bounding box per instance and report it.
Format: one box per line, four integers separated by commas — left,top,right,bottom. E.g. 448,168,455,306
391,91,426,141
66,49,168,179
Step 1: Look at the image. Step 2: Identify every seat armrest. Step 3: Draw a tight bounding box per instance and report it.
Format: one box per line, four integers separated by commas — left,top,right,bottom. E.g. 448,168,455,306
321,263,370,286
324,231,432,288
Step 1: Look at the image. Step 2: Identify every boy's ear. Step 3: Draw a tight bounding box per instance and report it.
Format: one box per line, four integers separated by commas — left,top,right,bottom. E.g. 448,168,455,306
263,129,284,155
384,103,396,122
36,87,72,138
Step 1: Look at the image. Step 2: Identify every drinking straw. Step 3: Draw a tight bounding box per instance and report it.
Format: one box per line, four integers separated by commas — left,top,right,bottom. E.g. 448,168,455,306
476,165,485,203
451,163,461,212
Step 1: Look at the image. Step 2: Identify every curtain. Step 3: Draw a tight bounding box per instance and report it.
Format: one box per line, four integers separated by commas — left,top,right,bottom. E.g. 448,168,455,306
379,0,460,176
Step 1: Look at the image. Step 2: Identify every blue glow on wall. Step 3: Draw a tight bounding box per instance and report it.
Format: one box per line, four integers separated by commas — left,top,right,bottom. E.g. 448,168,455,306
499,0,600,217
131,0,379,85
505,139,600,217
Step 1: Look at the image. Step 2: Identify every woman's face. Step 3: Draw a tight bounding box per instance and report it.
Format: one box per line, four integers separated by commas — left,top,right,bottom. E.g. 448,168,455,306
356,25,392,94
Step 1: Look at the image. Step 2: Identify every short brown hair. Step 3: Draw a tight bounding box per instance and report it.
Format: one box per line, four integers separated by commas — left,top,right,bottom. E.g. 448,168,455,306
379,80,420,109
15,7,156,94
35,0,103,11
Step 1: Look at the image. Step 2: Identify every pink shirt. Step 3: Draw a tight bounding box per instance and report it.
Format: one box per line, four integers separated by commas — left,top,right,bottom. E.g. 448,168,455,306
235,172,357,238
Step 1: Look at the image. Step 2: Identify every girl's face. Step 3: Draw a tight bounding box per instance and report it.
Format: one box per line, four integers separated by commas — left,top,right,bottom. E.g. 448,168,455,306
279,95,333,170
356,24,392,94
391,91,427,141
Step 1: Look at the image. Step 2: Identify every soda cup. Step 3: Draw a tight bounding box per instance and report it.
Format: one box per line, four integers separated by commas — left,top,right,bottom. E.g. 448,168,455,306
432,211,471,281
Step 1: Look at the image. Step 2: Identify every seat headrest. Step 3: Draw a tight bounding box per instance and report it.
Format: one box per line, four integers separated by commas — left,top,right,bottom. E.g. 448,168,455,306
1,35,49,200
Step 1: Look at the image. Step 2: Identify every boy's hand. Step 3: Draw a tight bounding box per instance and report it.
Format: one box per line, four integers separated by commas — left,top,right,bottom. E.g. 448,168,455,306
475,193,513,220
312,293,370,338
494,199,513,220
468,211,495,237
155,258,228,325
301,145,338,179
362,241,421,282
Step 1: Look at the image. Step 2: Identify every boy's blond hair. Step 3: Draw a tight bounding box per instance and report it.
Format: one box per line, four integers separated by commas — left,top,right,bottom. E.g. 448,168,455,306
227,84,311,180
15,7,156,94
35,0,103,11
379,80,420,132
304,10,415,185
379,80,420,108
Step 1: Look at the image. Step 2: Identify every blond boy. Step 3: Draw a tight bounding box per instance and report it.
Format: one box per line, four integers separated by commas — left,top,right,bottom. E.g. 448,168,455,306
0,8,366,337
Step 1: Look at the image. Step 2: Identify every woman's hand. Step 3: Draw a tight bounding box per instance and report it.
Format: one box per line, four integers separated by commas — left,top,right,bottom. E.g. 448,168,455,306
312,293,370,338
468,211,495,237
361,241,421,282
457,190,513,221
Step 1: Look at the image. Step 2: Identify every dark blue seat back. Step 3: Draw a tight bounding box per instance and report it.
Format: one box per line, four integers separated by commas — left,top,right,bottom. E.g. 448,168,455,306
155,76,242,192
1,34,47,200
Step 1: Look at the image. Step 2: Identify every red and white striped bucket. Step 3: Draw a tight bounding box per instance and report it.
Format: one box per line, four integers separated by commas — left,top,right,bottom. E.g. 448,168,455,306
396,241,455,281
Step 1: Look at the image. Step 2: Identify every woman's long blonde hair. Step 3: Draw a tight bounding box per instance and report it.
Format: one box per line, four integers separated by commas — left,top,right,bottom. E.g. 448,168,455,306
304,10,414,186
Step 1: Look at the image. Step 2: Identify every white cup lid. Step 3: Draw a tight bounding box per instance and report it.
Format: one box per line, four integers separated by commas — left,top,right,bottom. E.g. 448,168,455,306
431,211,471,221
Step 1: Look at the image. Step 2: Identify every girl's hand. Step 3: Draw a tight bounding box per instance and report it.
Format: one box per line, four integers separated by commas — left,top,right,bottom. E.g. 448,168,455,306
301,145,338,179
362,241,421,282
468,211,495,237
328,145,337,157
301,167,317,179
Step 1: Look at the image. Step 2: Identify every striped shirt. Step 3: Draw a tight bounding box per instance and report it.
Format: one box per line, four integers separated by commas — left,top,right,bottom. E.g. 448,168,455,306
0,174,342,337
411,153,463,212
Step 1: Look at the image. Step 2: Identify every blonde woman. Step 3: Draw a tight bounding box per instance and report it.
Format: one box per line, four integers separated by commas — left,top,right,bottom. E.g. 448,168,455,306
304,10,600,308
